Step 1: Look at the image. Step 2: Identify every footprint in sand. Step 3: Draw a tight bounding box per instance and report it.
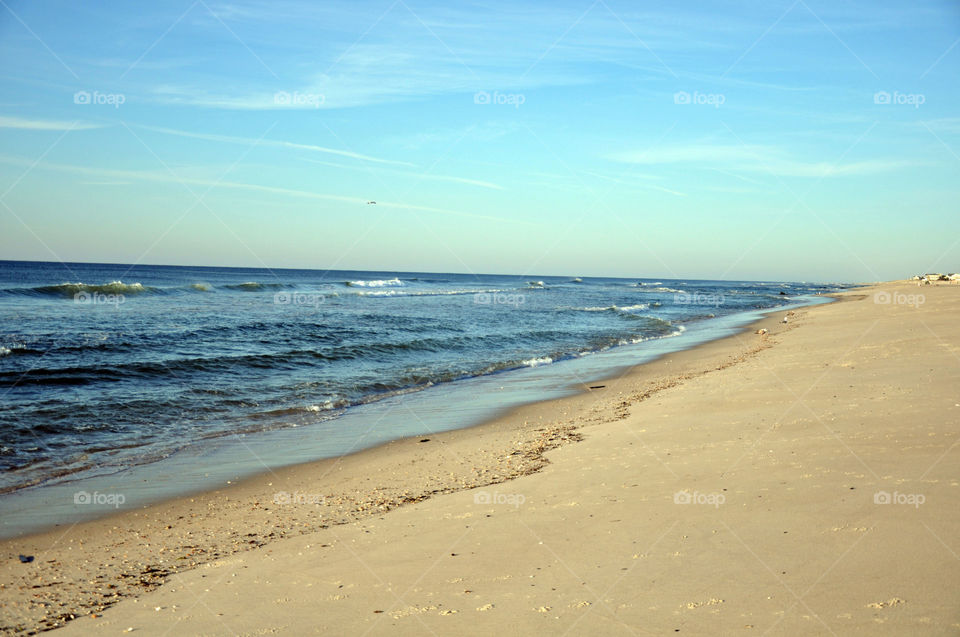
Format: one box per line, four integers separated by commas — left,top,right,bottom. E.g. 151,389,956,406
477,604,494,611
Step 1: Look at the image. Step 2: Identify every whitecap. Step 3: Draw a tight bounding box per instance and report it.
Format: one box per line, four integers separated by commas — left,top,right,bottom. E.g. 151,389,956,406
347,277,403,287
522,356,553,367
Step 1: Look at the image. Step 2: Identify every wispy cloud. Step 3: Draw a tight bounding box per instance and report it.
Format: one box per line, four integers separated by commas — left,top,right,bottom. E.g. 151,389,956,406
0,115,104,131
912,118,960,134
0,154,528,225
139,124,504,190
298,157,503,191
608,144,921,177
135,124,413,166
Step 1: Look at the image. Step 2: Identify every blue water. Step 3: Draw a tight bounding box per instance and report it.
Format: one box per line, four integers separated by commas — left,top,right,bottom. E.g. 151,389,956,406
0,260,847,495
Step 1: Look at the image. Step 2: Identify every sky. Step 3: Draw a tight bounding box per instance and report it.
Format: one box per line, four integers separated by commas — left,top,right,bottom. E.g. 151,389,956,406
0,0,958,282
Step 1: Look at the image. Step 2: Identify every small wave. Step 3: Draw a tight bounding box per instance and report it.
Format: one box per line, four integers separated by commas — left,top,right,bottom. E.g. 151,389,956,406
190,282,213,292
223,282,293,291
252,402,343,419
570,277,583,283
636,281,663,287
356,288,507,298
527,280,545,288
0,347,10,357
617,325,686,345
6,281,156,298
564,303,650,313
522,356,553,367
305,403,337,412
636,286,686,294
345,278,403,288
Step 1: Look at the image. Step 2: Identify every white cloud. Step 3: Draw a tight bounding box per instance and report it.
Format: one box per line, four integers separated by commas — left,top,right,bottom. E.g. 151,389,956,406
0,116,104,131
135,124,413,166
608,144,920,177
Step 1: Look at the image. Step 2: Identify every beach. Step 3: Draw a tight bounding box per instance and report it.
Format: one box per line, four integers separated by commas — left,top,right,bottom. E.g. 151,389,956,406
2,280,958,635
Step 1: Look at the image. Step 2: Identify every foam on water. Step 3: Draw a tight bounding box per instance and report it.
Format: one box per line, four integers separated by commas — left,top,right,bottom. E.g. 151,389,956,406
642,286,686,294
570,303,650,313
355,288,507,298
346,277,404,287
522,356,553,367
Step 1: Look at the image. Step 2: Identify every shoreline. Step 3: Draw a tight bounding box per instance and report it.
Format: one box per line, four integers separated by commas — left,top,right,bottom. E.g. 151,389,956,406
0,295,829,541
0,294,834,633
57,277,955,635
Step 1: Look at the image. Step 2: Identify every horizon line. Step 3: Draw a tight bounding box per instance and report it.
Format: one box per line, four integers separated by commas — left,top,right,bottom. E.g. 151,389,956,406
0,258,858,285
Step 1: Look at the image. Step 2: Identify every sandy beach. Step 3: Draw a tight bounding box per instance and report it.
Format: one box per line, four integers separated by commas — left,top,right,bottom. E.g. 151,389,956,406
2,280,958,635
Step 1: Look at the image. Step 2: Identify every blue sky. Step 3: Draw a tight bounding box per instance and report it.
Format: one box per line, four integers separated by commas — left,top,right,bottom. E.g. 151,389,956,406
0,0,957,281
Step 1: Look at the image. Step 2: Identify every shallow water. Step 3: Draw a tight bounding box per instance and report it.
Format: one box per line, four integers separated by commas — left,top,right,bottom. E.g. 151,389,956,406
0,260,845,500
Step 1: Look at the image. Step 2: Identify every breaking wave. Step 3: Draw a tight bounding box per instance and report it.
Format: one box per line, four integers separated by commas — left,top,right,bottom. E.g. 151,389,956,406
345,278,404,288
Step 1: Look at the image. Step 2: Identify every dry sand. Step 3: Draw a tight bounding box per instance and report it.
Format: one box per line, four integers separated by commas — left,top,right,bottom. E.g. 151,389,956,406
2,281,958,635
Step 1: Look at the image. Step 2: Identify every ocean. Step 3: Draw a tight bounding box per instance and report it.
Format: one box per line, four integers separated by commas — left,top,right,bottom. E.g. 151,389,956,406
0,260,847,499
